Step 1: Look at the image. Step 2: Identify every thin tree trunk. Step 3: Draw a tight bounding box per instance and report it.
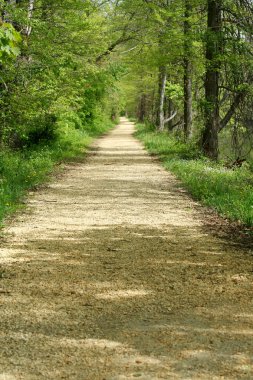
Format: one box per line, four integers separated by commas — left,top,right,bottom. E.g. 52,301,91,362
183,0,193,141
158,66,167,131
151,87,157,124
138,94,146,122
219,89,248,131
26,0,35,37
167,98,173,130
202,0,222,160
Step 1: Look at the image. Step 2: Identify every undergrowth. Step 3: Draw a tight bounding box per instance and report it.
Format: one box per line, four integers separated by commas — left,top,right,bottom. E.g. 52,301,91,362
135,123,253,227
0,118,114,225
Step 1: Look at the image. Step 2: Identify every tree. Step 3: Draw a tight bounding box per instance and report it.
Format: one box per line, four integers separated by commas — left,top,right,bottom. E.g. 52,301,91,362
183,0,193,140
0,0,125,148
1,0,253,164
202,0,222,160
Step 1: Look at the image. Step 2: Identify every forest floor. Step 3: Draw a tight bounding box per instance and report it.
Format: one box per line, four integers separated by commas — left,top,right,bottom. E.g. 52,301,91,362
0,118,253,380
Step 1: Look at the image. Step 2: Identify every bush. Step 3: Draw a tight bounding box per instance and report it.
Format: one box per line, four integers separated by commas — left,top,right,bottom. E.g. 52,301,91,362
7,113,58,149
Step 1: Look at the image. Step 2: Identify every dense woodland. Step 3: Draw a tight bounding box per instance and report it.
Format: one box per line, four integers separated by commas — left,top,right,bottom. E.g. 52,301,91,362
0,0,253,224
119,0,253,162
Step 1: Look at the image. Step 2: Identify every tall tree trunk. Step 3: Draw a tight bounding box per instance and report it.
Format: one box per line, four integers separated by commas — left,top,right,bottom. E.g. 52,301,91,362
183,0,193,141
151,87,157,124
167,98,173,130
138,93,146,122
202,0,222,160
158,65,167,131
25,0,35,37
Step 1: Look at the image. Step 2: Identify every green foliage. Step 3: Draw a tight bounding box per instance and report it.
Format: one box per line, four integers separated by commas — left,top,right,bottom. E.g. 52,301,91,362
2,0,253,227
119,0,253,160
135,123,201,160
0,0,122,149
165,82,183,100
136,123,253,226
167,160,253,226
165,82,184,109
0,0,122,224
0,23,21,63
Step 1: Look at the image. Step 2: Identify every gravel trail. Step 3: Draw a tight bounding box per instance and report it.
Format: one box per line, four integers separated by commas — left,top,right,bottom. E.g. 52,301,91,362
0,118,253,380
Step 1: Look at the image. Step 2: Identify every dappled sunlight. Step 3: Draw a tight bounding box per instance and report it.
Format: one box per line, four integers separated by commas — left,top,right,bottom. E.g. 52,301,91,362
0,248,33,264
235,313,253,319
96,289,152,300
1,122,253,379
202,251,223,256
151,259,223,267
59,337,123,350
230,274,249,283
1,331,170,378
181,349,213,360
95,150,146,156
87,281,113,289
0,374,17,380
151,323,253,336
133,234,168,239
119,355,161,366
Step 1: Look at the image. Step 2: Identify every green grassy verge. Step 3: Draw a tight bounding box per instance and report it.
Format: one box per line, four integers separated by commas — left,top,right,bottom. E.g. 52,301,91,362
135,123,253,227
0,118,114,225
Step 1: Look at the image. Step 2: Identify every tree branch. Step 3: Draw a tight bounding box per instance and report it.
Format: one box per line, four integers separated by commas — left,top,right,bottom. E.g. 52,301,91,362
96,36,133,63
219,91,247,131
164,110,177,124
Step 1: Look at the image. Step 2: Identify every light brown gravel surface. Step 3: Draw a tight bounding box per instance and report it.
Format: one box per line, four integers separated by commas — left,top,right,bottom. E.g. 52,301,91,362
0,118,253,380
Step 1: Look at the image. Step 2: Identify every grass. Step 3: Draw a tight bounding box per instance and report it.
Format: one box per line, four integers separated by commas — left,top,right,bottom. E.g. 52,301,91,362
0,118,114,225
135,123,253,227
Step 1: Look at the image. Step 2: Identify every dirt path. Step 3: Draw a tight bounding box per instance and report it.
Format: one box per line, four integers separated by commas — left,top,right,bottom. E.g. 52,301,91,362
0,118,253,380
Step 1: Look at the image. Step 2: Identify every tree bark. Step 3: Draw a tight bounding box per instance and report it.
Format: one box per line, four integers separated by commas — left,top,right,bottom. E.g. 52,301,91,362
26,0,35,37
158,65,167,131
183,0,193,141
219,89,248,131
138,93,146,122
167,98,174,130
202,0,222,160
165,110,177,124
